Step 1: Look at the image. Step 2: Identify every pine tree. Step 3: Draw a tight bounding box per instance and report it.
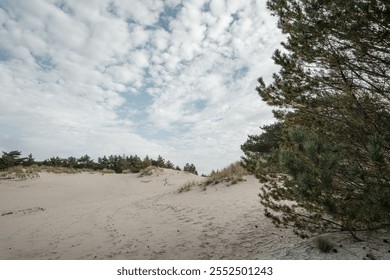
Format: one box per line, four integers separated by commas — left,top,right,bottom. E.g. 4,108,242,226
77,155,94,169
66,157,78,168
97,156,109,169
45,156,63,167
155,155,165,168
250,0,390,239
23,153,35,166
241,122,284,175
165,160,175,169
128,155,143,173
183,163,198,175
142,156,152,168
0,151,24,169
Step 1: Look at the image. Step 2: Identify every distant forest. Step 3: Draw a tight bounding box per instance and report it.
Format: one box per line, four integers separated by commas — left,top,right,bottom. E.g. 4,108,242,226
0,150,198,175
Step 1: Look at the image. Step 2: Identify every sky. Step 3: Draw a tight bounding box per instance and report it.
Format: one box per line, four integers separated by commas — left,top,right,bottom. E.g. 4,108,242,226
0,0,283,175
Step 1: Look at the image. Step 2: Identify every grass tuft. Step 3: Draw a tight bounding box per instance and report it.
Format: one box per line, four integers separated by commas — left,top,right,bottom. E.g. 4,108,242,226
313,236,334,253
203,162,248,187
0,166,40,180
0,165,99,180
177,181,198,193
138,166,158,177
100,168,115,174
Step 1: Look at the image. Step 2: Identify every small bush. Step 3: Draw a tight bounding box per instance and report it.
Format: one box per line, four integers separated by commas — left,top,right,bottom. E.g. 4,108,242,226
313,236,334,253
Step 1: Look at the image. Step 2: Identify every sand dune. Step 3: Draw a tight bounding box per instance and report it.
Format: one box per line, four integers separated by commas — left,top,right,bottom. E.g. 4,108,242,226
0,169,389,260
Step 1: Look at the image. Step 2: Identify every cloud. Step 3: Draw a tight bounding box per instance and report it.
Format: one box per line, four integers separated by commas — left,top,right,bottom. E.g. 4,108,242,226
112,0,164,26
0,0,283,174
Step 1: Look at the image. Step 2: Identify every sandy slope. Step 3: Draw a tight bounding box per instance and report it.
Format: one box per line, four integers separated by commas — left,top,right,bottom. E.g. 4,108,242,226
0,169,389,260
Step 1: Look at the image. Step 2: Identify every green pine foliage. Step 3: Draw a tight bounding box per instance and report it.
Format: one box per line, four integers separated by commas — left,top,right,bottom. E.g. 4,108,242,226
243,0,390,239
241,122,285,176
0,151,25,169
183,163,198,175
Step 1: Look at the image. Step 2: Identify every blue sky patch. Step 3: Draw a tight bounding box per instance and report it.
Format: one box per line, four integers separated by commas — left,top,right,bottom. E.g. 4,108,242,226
33,54,56,71
0,49,10,62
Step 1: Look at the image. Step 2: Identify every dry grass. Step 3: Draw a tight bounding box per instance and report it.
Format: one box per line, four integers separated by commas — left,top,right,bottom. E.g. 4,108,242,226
0,166,40,180
177,181,198,193
0,165,99,180
35,166,80,174
138,166,158,177
100,168,116,174
203,162,248,187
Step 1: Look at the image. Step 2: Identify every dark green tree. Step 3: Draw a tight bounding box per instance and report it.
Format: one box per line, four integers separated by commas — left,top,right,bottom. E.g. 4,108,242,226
0,151,25,169
127,155,143,173
241,122,284,176
23,153,35,167
107,155,127,173
155,155,165,168
142,156,152,168
183,163,198,175
65,157,78,168
97,156,109,169
250,0,390,239
77,155,94,169
44,156,63,167
165,160,175,169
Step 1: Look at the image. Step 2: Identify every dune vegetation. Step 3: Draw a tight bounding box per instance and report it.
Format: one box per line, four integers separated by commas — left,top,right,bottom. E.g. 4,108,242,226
0,150,198,178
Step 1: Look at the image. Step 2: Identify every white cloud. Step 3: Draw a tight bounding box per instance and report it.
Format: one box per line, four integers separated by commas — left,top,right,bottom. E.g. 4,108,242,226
0,0,283,174
210,0,227,17
128,25,151,49
152,28,170,51
113,0,164,26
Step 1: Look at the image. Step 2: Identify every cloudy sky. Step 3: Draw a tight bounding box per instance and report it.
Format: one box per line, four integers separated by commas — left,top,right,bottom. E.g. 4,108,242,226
0,0,283,174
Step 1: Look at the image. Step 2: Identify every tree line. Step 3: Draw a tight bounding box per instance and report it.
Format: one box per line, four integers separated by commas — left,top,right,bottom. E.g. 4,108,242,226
0,150,198,175
242,0,389,239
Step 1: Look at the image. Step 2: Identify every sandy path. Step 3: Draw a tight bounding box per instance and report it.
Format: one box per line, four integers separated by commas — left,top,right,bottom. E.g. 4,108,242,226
1,170,389,260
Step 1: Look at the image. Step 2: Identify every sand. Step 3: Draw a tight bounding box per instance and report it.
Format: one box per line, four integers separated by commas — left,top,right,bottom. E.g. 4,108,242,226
0,169,389,260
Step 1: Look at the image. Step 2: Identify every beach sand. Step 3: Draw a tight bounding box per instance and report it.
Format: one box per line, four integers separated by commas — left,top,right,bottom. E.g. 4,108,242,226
0,169,389,260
